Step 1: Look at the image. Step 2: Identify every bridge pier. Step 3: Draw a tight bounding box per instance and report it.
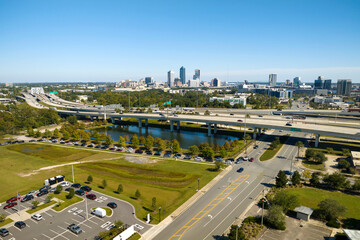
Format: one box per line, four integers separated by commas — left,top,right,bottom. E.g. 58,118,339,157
104,113,107,120
257,128,261,137
90,116,94,121
253,128,257,139
138,119,142,128
170,120,174,132
145,119,148,127
177,121,180,131
208,123,212,137
315,134,320,148
111,118,115,124
96,116,99,121
214,124,217,134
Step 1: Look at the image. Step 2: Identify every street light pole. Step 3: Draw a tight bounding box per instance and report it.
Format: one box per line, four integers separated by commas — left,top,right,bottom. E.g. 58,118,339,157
198,178,200,191
159,207,161,223
85,193,88,220
243,107,247,156
72,164,74,183
261,189,265,225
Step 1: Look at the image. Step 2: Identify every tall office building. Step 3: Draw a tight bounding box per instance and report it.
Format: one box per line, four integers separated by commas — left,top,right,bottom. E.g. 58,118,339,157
145,77,153,85
211,78,221,87
167,71,174,87
337,79,352,96
315,76,332,89
293,77,301,88
180,66,186,85
269,74,277,87
323,80,332,90
193,69,200,80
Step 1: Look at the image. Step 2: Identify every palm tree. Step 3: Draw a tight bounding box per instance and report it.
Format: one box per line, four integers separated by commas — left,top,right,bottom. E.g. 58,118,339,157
295,141,304,160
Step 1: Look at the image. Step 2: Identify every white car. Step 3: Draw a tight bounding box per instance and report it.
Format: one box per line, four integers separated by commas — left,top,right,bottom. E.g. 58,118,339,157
194,157,203,161
61,181,70,187
32,214,42,221
27,190,37,196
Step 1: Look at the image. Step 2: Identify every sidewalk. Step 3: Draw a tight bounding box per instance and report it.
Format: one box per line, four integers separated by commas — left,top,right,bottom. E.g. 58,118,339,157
141,165,234,240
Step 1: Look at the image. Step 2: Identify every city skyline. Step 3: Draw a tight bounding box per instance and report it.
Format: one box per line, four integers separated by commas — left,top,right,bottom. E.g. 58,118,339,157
0,0,360,83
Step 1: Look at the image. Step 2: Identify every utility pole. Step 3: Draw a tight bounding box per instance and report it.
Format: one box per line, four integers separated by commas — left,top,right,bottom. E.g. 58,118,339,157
243,107,247,156
159,207,161,223
197,178,200,191
72,164,74,183
261,189,265,225
85,193,88,220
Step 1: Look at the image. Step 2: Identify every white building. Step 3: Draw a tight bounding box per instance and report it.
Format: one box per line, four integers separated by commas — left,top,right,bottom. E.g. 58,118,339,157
314,96,343,104
209,96,247,106
168,70,175,87
30,87,45,95
188,79,200,88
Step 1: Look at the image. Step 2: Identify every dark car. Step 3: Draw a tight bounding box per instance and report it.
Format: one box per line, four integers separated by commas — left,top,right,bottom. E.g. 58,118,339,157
109,147,116,151
29,139,36,142
75,190,85,196
14,221,26,229
184,155,192,160
205,157,213,162
86,194,96,200
68,224,82,234
36,189,48,197
254,145,259,149
135,149,143,154
81,143,87,147
227,158,235,162
154,151,161,156
249,157,254,162
237,167,244,173
164,153,171,157
71,183,81,188
64,187,72,192
0,228,9,237
107,202,117,209
173,153,181,158
87,144,94,148
80,186,92,192
95,145,101,149
116,148,123,152
21,194,34,202
3,202,17,209
101,145,108,149
286,122,292,126
145,150,152,155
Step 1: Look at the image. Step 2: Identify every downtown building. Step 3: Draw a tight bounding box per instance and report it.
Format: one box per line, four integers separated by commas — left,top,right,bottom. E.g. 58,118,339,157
167,70,175,87
337,79,352,96
269,74,277,87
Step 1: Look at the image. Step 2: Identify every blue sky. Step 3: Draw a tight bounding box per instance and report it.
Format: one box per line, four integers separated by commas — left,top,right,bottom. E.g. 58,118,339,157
0,0,359,83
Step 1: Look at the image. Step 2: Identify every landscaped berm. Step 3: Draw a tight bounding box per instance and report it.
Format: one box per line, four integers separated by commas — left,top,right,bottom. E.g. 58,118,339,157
0,143,220,223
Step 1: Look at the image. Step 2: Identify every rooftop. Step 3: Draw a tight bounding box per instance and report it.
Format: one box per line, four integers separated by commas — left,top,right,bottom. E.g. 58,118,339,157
343,229,360,240
294,206,314,215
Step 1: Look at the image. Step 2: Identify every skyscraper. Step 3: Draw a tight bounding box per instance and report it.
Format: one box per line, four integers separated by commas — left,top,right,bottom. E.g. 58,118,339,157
180,66,186,85
323,80,332,90
269,74,277,87
193,69,200,80
167,70,174,87
211,78,221,87
337,79,352,96
145,77,153,85
293,77,301,88
315,76,332,89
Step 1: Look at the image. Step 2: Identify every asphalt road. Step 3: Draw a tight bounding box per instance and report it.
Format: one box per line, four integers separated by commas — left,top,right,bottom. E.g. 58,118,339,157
152,131,307,240
1,190,151,240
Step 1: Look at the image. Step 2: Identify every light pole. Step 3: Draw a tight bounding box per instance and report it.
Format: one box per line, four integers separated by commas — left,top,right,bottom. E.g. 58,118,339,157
261,189,265,226
243,107,247,156
72,164,75,183
159,207,161,223
197,178,200,191
85,193,89,220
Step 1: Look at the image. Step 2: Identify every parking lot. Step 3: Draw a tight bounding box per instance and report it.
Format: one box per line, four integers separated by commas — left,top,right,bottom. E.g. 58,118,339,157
1,190,151,240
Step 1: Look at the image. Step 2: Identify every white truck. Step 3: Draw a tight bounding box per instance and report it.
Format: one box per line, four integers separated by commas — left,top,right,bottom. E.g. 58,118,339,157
91,208,106,218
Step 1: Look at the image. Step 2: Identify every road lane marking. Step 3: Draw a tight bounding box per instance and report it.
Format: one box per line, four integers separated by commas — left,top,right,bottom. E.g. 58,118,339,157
43,211,52,217
168,174,249,240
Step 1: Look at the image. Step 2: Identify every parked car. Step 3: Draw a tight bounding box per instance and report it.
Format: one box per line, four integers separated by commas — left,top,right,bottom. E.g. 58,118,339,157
14,221,26,229
36,189,48,197
95,145,101,149
68,224,82,234
107,202,117,209
49,187,56,193
29,139,36,142
0,228,9,237
87,144,94,148
80,186,92,192
154,151,161,156
86,194,97,200
75,190,85,196
3,202,17,209
254,145,259,149
81,143,87,147
258,115,263,117
286,122,292,126
21,194,34,202
6,196,20,203
101,145,108,149
184,155,192,160
146,150,153,155
135,149,143,154
237,167,244,173
31,214,42,221
164,153,171,158
249,157,254,162
71,183,81,188
64,187,72,192
61,181,70,187
237,119,243,122
173,153,181,158
194,156,203,161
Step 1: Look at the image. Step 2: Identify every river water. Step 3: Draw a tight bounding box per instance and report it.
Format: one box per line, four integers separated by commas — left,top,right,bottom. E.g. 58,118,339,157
93,124,239,148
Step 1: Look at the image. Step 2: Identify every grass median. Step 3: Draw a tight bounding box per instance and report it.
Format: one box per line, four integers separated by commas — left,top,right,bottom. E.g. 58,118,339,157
51,192,83,211
0,218,13,227
26,200,57,214
260,135,289,161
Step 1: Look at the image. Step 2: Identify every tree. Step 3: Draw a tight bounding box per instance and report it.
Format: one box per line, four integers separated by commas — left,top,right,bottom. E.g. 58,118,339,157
323,173,347,189
318,199,346,220
139,136,146,145
201,146,214,158
32,200,40,209
152,197,157,211
338,159,351,169
265,205,286,230
272,191,300,213
55,184,63,194
310,172,320,186
0,214,6,222
102,179,107,189
144,137,154,150
275,170,288,188
204,110,210,116
35,130,41,138
53,128,60,138
46,195,54,203
118,136,126,147
305,148,315,160
224,142,231,150
172,139,181,153
188,145,199,156
214,161,224,171
352,180,360,191
131,134,139,148
117,184,123,194
66,188,75,199
135,189,141,199
227,225,246,240
291,171,301,185
219,147,227,158
67,115,78,125
105,135,113,146
295,141,304,159
87,175,93,183
62,130,70,139
313,151,327,163
82,131,91,142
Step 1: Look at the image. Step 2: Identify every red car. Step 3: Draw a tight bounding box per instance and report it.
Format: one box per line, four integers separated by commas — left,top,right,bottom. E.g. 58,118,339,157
6,196,20,203
249,157,254,162
4,202,17,209
237,119,243,122
86,194,96,200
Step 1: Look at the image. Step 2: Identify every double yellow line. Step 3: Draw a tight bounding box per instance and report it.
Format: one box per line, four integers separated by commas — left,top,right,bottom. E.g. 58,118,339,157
168,174,250,240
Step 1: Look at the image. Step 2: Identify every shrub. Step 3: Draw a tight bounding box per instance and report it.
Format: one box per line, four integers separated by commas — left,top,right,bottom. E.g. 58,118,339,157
135,189,141,199
318,199,346,220
66,188,75,199
55,184,63,194
275,170,288,188
265,205,286,230
326,218,341,228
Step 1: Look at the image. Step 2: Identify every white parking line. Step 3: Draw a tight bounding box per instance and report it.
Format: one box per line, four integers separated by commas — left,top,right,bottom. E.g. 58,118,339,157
87,218,99,225
13,227,22,232
68,207,77,213
50,229,70,240
101,221,112,229
64,221,71,225
43,211,53,217
106,224,115,230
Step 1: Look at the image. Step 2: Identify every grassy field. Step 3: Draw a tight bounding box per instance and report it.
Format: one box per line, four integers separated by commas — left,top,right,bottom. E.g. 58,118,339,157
0,143,220,223
51,192,83,211
301,160,325,171
260,135,289,161
26,200,57,214
285,188,360,220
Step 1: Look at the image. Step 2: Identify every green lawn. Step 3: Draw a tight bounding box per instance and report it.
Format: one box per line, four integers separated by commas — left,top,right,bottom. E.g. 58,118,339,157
128,233,141,240
0,218,13,227
51,192,83,211
26,200,57,214
301,160,325,171
285,188,360,220
260,135,289,161
0,143,220,224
